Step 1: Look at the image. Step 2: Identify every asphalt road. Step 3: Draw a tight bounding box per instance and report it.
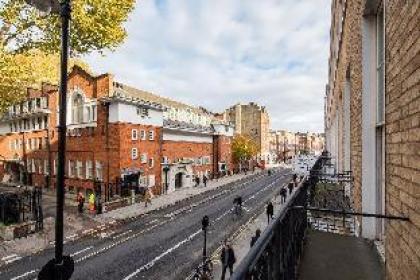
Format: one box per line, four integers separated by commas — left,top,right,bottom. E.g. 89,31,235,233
0,168,292,280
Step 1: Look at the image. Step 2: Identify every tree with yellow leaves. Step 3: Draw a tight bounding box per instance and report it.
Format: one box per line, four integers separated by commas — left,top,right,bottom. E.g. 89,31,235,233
0,0,135,54
0,0,135,112
0,48,90,111
231,134,258,163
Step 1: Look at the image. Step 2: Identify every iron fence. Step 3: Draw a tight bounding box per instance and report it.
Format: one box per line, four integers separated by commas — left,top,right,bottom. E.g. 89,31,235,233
0,188,43,228
230,178,311,280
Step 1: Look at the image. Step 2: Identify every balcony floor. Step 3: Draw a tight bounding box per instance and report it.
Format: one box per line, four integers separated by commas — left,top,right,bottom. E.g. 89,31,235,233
298,229,384,280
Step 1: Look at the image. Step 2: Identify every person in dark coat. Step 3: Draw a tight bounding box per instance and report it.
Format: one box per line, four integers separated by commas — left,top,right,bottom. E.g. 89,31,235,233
220,241,236,280
280,187,287,203
203,175,208,187
266,201,274,224
250,229,261,247
288,182,294,195
195,176,200,187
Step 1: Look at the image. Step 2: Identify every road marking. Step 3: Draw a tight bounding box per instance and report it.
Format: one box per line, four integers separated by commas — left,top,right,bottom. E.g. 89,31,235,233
112,229,133,240
5,256,22,265
10,269,38,280
70,246,94,257
2,254,18,261
123,229,202,280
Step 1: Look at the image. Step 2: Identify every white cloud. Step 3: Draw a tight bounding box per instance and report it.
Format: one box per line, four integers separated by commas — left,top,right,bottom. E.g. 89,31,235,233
84,0,330,132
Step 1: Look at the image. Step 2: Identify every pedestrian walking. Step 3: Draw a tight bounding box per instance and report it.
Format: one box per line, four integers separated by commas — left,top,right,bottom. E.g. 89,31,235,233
293,173,298,186
280,187,287,203
266,201,274,224
288,182,294,195
203,175,208,187
220,240,236,280
144,188,152,207
77,191,85,214
250,229,261,247
195,176,200,187
88,192,95,213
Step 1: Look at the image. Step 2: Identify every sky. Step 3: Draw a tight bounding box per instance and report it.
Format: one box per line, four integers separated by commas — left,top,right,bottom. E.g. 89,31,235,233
84,0,331,133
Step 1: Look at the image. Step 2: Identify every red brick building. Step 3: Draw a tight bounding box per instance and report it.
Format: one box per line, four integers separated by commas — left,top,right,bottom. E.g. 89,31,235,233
0,66,234,196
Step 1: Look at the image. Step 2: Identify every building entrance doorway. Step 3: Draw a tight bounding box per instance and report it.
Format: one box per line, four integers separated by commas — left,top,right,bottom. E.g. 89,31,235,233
175,173,183,189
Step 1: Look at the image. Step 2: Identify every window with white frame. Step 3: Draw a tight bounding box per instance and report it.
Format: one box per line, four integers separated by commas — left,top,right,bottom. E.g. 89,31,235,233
148,158,154,168
132,129,138,140
95,161,103,181
131,148,138,160
27,159,32,173
31,159,36,173
161,156,168,164
38,159,42,174
140,130,146,140
53,159,57,175
141,153,147,163
44,160,49,175
148,175,155,187
202,156,211,165
86,160,93,179
148,130,154,140
76,160,83,178
68,160,75,177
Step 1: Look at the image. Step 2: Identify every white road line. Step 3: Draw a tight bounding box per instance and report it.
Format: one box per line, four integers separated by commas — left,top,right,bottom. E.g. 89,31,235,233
1,254,18,261
70,246,94,257
10,269,38,280
123,229,202,280
65,233,78,240
5,256,22,265
112,229,133,240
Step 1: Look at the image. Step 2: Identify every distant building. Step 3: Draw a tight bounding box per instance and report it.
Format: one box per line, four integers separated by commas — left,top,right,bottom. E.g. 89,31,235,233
222,102,270,161
269,130,324,162
0,66,234,195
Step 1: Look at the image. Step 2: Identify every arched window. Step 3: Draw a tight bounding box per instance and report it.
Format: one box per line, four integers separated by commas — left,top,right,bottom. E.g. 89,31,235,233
72,94,84,124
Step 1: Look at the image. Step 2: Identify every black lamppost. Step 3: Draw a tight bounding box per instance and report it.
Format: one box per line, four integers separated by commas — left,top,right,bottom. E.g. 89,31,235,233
201,215,209,271
163,165,170,194
29,1,73,279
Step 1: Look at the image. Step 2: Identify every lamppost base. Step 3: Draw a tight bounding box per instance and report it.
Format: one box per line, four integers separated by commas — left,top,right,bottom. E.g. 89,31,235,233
38,256,74,280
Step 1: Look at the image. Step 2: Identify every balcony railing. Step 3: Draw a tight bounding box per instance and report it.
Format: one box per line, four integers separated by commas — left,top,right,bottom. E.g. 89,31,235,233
231,158,323,280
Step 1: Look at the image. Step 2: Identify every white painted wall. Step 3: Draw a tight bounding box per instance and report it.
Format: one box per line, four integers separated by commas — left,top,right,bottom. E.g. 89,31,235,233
163,129,213,143
0,123,9,135
109,102,163,127
212,124,234,137
344,78,351,172
361,16,378,240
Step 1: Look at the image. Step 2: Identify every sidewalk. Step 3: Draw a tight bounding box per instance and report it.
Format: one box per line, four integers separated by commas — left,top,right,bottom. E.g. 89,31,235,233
209,179,299,280
94,171,263,224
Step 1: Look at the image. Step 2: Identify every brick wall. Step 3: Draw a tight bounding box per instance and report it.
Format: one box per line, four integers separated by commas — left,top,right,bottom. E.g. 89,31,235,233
384,1,420,279
162,140,214,175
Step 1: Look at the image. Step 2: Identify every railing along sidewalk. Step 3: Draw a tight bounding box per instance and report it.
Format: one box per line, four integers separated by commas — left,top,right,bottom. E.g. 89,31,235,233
230,176,310,280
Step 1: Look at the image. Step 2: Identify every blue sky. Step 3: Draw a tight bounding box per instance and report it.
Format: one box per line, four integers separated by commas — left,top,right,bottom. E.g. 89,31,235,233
84,0,331,133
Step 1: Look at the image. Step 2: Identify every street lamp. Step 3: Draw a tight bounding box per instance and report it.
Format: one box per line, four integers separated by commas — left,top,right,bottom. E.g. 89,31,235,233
163,164,170,194
27,1,73,279
201,215,209,272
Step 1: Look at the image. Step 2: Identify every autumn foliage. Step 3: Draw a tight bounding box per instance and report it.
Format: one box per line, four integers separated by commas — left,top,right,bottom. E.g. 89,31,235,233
231,134,258,163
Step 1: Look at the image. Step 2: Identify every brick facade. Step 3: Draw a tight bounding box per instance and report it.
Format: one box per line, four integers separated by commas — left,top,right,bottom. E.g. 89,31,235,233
0,66,234,196
325,1,419,279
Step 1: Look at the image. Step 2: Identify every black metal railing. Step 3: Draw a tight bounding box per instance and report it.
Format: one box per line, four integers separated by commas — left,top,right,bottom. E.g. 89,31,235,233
230,178,310,280
0,188,43,228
